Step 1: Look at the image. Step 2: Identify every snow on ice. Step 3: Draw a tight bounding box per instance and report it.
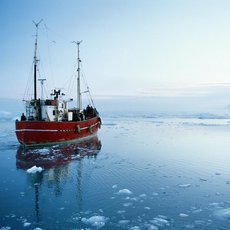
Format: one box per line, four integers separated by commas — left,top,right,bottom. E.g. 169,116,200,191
117,189,133,195
150,215,170,227
179,213,189,217
81,215,107,229
214,208,230,220
178,184,191,188
23,222,31,227
26,166,43,174
129,226,141,230
118,220,130,225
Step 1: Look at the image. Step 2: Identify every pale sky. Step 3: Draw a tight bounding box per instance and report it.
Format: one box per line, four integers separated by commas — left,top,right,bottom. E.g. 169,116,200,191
1,0,230,99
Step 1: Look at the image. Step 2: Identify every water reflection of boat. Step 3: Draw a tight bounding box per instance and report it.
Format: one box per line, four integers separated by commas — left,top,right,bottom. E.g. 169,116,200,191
16,135,101,227
16,135,101,169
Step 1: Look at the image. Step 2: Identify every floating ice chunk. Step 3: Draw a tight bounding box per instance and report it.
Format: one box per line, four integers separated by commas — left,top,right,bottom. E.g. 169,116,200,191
37,148,50,154
81,215,107,229
126,197,138,201
199,178,207,182
185,224,194,228
144,224,159,230
178,184,191,188
129,226,141,230
117,189,133,195
144,207,151,210
214,208,230,220
192,208,202,214
152,192,159,196
194,220,205,225
27,166,43,174
112,184,118,189
209,202,220,207
0,227,11,230
20,192,25,197
139,194,147,197
117,210,126,214
23,222,31,227
118,220,130,225
150,215,169,227
33,228,43,230
179,213,189,217
123,202,133,207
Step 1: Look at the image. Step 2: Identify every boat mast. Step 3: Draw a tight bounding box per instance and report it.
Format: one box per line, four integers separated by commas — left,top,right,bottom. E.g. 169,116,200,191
73,40,83,110
32,19,43,101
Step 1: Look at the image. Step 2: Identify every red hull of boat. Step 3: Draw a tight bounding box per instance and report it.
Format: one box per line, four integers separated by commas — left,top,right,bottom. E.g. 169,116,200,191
15,116,101,146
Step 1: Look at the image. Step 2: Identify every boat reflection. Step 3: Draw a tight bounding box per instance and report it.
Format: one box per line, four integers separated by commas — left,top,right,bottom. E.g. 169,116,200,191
15,135,102,227
16,135,102,169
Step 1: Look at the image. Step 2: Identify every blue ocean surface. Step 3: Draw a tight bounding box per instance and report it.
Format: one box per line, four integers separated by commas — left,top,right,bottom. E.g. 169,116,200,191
1,96,230,229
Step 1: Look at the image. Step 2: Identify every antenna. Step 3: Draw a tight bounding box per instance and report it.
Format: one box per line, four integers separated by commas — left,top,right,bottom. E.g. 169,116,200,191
33,19,43,28
72,40,83,46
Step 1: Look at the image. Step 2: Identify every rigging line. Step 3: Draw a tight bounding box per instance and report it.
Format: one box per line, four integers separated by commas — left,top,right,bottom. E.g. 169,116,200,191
43,84,49,99
65,72,75,98
80,63,96,107
65,62,78,98
23,62,34,100
44,22,56,88
36,49,51,96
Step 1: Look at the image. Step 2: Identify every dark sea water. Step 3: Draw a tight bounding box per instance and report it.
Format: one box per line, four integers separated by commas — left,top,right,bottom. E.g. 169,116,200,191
1,96,230,229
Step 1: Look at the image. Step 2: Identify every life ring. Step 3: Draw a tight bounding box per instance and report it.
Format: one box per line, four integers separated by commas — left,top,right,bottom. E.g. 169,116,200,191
75,125,81,133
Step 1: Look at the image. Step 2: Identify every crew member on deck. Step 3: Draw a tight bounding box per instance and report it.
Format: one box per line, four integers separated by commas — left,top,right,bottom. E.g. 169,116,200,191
21,113,26,121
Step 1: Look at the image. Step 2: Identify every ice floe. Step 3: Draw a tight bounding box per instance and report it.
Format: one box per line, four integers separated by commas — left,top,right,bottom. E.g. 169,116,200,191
118,220,130,225
117,210,126,214
0,227,11,230
23,222,31,227
150,215,170,227
123,202,133,207
26,166,43,174
139,193,147,197
143,224,159,230
117,189,133,195
129,226,141,230
152,192,159,196
178,184,191,188
179,213,189,217
81,215,107,228
112,184,118,189
192,208,203,214
125,196,138,201
36,148,50,154
214,208,230,220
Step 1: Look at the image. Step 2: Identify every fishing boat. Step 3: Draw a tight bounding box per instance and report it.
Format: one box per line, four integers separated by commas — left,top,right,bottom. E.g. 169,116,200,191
15,21,101,146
